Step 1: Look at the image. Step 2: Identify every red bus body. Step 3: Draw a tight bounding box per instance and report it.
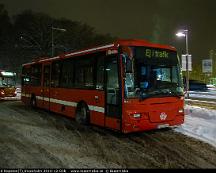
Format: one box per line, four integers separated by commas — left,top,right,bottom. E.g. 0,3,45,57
0,70,17,98
21,39,184,133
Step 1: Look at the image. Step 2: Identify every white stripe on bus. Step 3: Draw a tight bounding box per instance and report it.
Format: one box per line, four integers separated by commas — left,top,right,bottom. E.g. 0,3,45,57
50,98,77,107
21,93,31,98
88,105,105,113
22,93,104,113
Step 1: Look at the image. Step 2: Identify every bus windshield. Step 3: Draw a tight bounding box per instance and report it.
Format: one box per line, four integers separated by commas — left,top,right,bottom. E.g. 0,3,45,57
123,46,184,99
0,76,16,87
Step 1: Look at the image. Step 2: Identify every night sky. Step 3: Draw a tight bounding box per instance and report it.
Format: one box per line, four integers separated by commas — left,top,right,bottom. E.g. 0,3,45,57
1,0,216,62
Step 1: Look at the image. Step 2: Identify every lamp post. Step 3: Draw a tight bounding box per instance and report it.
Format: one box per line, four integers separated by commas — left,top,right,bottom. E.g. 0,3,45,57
51,26,66,57
176,29,190,99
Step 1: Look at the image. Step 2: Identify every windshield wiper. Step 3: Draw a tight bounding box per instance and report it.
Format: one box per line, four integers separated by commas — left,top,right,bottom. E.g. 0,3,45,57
139,90,162,101
139,90,183,101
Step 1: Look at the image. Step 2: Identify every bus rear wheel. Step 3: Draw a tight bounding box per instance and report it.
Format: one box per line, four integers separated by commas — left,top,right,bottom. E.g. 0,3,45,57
75,103,90,125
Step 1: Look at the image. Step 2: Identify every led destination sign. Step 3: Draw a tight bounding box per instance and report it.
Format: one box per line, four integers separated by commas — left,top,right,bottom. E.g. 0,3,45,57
135,47,178,65
0,72,16,77
145,49,169,59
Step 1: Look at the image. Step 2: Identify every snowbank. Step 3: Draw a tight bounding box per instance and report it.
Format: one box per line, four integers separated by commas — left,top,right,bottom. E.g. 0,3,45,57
175,105,216,148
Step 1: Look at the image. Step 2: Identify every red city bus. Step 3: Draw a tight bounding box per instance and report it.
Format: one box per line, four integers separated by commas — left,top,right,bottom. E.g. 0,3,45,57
21,39,184,133
0,70,17,98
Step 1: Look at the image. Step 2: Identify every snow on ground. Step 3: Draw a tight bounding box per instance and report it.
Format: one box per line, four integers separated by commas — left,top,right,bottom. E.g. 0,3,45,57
175,105,216,148
2,86,216,148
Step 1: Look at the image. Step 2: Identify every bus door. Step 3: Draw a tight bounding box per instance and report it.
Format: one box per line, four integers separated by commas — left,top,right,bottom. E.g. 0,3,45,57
42,64,51,110
104,56,121,130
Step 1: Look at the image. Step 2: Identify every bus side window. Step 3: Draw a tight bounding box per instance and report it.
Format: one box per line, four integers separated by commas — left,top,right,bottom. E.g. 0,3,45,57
75,59,85,88
74,55,94,88
44,66,50,87
22,66,31,86
96,56,104,90
31,64,42,86
60,59,74,88
51,61,61,88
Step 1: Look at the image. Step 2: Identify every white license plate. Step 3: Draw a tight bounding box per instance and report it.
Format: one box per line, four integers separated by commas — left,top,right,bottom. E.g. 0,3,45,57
157,124,170,129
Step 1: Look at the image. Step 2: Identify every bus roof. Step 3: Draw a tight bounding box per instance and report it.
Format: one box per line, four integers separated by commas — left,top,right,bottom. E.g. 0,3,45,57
22,39,177,66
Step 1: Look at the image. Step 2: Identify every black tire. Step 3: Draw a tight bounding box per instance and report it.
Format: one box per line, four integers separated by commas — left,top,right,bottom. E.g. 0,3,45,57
75,103,90,125
30,96,37,108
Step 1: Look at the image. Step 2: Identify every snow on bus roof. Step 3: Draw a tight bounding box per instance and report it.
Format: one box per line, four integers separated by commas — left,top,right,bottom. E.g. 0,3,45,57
22,39,176,66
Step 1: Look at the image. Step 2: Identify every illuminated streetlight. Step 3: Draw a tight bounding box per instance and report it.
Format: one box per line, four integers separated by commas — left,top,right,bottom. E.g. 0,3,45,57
51,26,66,57
176,29,190,99
176,32,186,37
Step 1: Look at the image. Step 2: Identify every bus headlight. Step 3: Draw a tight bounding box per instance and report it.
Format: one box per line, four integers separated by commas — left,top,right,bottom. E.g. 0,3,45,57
0,90,5,95
133,113,141,118
178,109,184,113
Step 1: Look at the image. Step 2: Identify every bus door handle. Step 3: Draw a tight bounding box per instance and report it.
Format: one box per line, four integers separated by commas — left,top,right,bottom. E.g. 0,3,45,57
95,96,99,103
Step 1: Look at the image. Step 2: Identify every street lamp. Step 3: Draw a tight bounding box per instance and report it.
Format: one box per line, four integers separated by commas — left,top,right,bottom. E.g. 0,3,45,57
51,26,66,57
176,29,190,99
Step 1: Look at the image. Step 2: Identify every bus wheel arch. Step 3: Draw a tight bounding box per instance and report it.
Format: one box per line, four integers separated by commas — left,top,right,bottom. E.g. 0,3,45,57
75,101,90,125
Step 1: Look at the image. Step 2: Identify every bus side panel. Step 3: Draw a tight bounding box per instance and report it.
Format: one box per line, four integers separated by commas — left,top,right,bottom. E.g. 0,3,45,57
105,117,121,130
21,86,43,108
36,88,43,108
21,86,31,105
49,88,75,118
49,88,105,127
89,90,105,127
21,86,28,104
49,102,76,118
90,111,105,127
33,87,43,108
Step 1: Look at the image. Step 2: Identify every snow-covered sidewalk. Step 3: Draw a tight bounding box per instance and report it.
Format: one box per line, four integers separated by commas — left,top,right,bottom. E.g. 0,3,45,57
175,105,216,148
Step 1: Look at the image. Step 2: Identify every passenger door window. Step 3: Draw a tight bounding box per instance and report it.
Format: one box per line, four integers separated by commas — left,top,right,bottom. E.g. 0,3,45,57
105,56,120,118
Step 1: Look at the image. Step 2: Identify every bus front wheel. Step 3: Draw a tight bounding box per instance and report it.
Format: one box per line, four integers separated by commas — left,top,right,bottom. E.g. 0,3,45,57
75,103,90,125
